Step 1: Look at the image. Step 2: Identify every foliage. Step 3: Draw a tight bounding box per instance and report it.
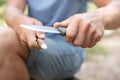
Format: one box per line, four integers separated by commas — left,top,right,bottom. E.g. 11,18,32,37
0,0,7,25
0,0,6,6
86,44,107,55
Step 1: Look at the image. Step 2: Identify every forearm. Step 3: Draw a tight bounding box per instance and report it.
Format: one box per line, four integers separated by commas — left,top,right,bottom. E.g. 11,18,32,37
93,0,120,30
103,0,120,30
5,0,27,29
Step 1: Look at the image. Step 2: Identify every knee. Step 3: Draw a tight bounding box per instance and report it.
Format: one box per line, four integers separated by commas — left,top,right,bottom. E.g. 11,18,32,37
0,27,18,48
0,27,28,60
0,53,29,80
0,27,19,55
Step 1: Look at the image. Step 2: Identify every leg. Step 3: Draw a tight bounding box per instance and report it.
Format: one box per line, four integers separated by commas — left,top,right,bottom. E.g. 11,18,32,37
27,34,85,80
0,27,29,80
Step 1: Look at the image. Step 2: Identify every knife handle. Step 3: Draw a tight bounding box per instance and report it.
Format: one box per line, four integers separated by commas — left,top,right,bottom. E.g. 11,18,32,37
57,27,66,36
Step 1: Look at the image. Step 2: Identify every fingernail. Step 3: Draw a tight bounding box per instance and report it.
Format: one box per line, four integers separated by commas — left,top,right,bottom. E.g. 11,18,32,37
37,39,47,49
41,43,47,49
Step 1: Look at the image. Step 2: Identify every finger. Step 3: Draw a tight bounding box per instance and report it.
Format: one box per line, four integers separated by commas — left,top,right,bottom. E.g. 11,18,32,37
82,25,96,48
53,16,73,28
88,30,103,48
65,18,79,42
37,39,47,49
82,33,95,48
32,18,46,40
36,32,46,40
88,27,104,48
88,39,97,48
73,20,90,47
27,32,40,49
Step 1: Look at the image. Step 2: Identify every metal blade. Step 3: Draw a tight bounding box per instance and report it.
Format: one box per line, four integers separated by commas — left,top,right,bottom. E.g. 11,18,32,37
20,24,61,34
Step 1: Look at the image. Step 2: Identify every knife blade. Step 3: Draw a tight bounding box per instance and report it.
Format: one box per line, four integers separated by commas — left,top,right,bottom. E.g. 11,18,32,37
20,24,66,36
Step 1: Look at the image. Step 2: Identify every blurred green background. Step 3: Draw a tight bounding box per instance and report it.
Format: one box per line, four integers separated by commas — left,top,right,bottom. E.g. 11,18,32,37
0,0,6,26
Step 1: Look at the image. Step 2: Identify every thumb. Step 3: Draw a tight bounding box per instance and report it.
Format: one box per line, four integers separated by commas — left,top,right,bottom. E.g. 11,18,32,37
36,32,46,40
27,33,40,49
54,16,73,28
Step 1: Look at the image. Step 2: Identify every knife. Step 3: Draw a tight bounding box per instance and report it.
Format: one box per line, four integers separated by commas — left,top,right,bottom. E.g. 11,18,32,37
20,24,66,36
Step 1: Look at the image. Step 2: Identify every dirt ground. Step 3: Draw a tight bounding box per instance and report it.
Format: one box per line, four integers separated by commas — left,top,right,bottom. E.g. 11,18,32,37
75,30,120,80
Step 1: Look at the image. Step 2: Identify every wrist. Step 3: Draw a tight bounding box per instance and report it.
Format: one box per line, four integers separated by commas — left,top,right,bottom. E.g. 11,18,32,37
5,7,25,28
101,6,120,30
93,6,120,30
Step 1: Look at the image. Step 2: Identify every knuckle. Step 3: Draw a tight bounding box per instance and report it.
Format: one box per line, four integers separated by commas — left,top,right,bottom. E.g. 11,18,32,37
66,33,75,40
91,28,96,34
96,33,102,41
82,41,90,48
66,37,72,42
85,21,91,26
81,45,86,48
82,23,91,32
73,43,79,47
82,44,88,48
73,14,81,20
73,41,81,46
97,33,101,37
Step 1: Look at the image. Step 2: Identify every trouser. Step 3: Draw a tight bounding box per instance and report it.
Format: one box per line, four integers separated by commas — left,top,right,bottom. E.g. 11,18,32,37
26,34,85,80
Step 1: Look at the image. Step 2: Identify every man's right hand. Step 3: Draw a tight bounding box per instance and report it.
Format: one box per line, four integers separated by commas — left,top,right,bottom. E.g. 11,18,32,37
12,15,46,49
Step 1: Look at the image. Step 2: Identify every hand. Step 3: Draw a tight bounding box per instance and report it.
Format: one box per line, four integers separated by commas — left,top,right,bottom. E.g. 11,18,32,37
54,12,104,48
13,15,46,49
